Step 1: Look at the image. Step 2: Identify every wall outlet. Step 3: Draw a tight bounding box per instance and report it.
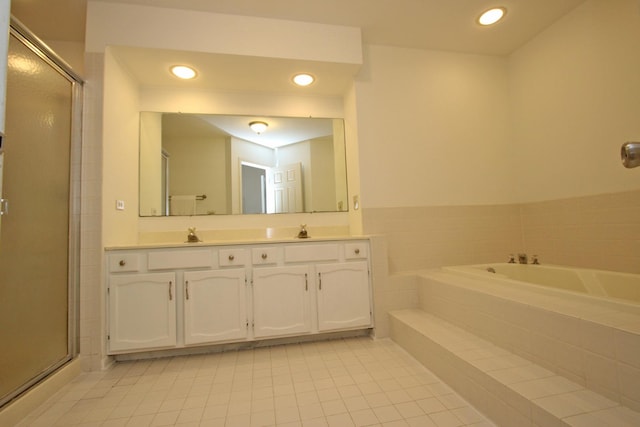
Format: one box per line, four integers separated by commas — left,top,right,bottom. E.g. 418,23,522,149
115,200,125,210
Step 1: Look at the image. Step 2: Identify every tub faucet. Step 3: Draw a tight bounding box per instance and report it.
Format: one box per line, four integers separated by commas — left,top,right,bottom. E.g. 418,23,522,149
518,253,528,264
531,255,540,265
508,254,516,263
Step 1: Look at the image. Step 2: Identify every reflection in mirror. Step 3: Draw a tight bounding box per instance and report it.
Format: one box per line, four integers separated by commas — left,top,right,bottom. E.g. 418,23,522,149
139,113,348,216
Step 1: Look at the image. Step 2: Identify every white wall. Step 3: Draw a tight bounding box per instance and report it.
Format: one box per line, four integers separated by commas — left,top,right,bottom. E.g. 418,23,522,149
356,0,640,210
355,45,515,209
510,0,640,202
310,136,337,211
101,47,140,246
138,112,162,216
164,133,228,215
86,1,361,64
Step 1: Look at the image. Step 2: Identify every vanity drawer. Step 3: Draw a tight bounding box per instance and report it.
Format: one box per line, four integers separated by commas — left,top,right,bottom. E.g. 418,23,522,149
219,249,248,267
284,244,339,263
108,254,140,273
252,247,278,265
148,250,212,270
345,242,368,260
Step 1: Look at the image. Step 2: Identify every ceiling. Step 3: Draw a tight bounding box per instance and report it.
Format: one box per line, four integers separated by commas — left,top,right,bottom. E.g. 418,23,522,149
161,113,335,149
12,0,587,56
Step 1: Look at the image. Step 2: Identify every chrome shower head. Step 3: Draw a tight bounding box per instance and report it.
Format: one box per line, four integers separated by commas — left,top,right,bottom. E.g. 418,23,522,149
621,142,640,168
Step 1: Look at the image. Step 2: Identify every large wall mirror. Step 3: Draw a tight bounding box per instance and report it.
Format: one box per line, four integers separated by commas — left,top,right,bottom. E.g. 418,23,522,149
139,112,348,216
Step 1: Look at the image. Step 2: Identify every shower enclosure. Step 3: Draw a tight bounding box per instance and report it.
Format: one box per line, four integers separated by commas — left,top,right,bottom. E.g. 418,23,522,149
0,18,82,408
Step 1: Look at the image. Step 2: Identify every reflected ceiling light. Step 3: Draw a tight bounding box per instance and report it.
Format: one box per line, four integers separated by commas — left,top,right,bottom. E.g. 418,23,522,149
478,7,506,26
292,73,315,86
249,121,269,134
170,65,197,79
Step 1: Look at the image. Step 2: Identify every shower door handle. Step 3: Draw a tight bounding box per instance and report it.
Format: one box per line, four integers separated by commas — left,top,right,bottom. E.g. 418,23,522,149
0,198,7,216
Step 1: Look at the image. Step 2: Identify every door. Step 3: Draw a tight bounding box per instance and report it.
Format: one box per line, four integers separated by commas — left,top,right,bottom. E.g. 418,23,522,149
184,269,247,345
0,22,82,407
108,273,177,352
252,265,311,338
271,163,303,213
316,262,372,331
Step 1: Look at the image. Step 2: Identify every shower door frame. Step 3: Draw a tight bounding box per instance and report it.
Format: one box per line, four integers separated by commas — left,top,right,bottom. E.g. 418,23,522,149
0,17,83,409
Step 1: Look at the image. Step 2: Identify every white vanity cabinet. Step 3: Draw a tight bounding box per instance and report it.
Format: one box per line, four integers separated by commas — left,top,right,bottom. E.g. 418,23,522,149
183,269,247,345
252,265,312,338
316,261,371,332
105,238,373,355
108,272,177,352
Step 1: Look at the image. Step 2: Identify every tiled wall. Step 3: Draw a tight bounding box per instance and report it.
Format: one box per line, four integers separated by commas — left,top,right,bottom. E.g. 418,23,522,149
363,204,523,274
521,189,640,275
363,189,640,276
79,52,105,371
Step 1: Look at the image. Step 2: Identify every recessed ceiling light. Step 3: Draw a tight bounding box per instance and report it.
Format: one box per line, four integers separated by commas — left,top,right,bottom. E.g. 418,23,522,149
478,7,507,26
292,73,315,87
170,65,197,79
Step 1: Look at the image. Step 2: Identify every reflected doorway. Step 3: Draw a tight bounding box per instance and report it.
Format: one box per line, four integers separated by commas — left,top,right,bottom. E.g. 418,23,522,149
241,163,267,214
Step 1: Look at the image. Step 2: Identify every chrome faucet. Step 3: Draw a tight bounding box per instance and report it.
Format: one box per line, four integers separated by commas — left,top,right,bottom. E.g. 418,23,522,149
297,224,309,238
531,255,540,265
518,253,528,264
187,227,201,243
508,254,516,263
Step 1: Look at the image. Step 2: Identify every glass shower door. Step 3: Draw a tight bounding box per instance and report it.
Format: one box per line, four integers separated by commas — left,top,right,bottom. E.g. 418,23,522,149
0,25,80,407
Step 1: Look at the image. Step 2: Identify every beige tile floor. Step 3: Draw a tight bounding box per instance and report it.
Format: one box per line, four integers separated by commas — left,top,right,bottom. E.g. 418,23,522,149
19,337,496,427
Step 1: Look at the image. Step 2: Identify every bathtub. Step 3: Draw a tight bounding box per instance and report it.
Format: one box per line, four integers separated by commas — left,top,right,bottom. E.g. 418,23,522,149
442,263,640,314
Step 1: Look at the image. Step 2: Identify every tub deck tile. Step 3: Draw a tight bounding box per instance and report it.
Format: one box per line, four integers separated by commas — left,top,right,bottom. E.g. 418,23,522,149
533,389,619,419
488,365,555,385
389,308,640,427
564,405,640,427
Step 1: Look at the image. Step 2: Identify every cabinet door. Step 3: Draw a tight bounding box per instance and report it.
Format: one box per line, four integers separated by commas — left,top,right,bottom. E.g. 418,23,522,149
184,269,247,345
316,262,371,332
253,266,311,338
108,272,176,352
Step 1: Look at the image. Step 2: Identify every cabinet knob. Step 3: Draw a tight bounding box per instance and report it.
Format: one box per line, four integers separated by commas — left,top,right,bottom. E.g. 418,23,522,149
261,253,268,260
354,248,360,255
119,260,126,266
228,254,235,261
